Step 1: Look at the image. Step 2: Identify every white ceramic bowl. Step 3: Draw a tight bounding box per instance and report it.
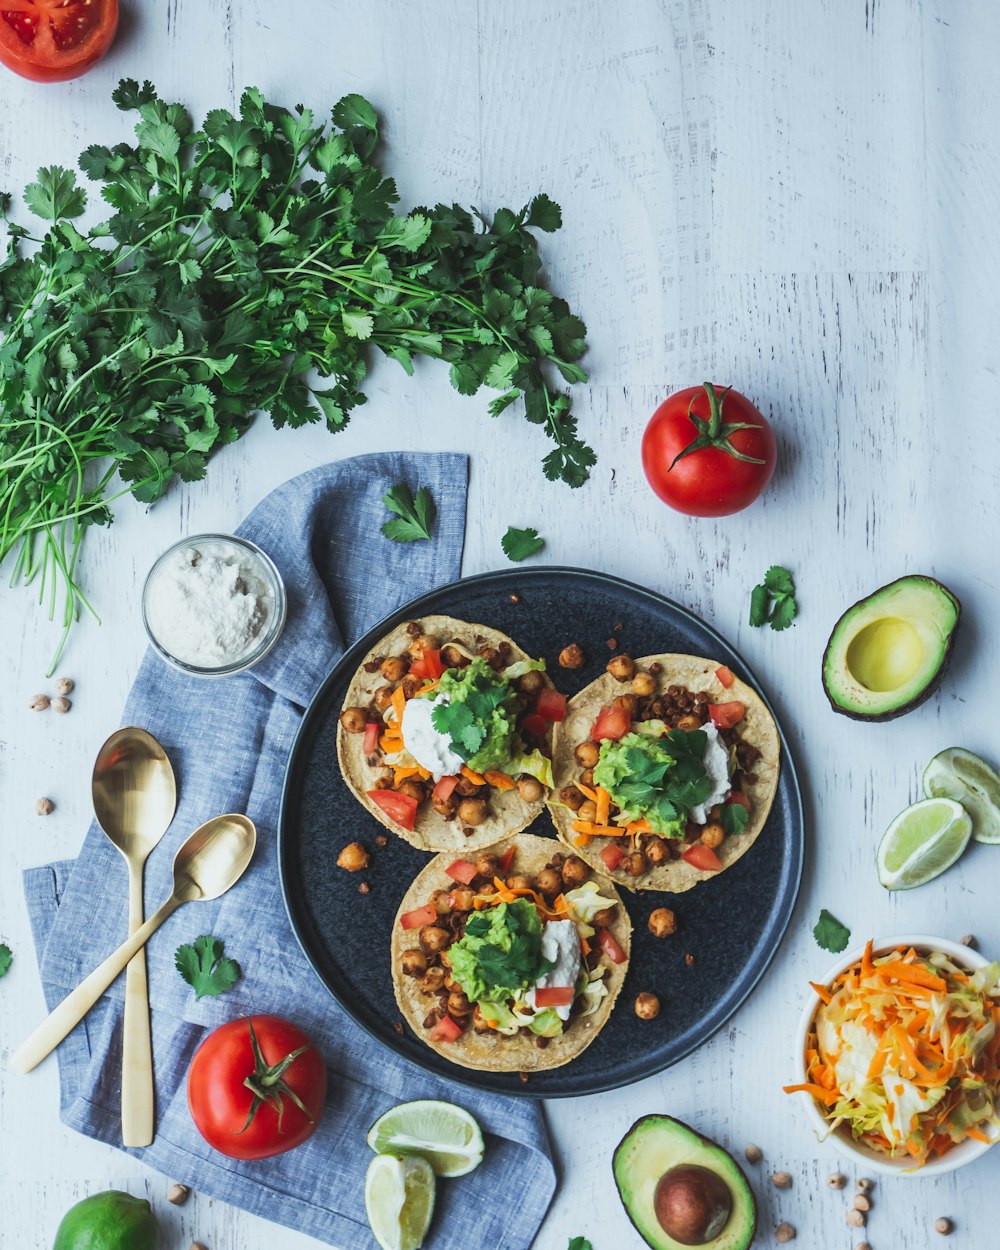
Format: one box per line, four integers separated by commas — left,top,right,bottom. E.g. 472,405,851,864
791,934,998,1176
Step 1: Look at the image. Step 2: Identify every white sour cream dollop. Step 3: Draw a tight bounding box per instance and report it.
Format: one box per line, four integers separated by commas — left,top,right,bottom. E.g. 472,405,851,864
525,919,582,1020
400,693,465,781
688,722,732,824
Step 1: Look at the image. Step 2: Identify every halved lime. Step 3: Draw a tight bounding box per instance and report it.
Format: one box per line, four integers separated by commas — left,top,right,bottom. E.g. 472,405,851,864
364,1153,435,1250
877,797,972,889
367,1100,484,1178
923,747,1000,844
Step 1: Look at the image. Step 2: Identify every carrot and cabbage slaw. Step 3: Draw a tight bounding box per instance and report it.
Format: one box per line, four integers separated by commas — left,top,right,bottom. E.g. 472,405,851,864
786,941,1000,1166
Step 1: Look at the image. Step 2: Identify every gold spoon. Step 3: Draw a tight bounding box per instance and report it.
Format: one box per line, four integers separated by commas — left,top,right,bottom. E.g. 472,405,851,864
10,814,256,1075
93,727,177,1148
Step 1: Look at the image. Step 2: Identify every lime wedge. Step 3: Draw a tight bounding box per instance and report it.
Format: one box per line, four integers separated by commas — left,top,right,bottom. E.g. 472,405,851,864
877,797,972,890
367,1100,485,1178
364,1154,435,1250
923,748,1000,844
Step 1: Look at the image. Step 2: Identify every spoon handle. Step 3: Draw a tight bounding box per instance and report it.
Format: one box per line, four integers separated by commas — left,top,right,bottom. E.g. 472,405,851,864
10,895,182,1076
121,859,154,1148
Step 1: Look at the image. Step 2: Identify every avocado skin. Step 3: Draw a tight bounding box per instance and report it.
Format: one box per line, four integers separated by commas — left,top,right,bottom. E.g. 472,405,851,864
821,575,961,723
613,1114,757,1250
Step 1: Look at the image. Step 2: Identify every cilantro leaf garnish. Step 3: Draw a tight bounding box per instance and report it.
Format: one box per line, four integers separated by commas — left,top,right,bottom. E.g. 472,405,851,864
175,935,242,1000
813,909,851,954
23,166,87,223
568,1240,593,1250
600,731,713,834
720,802,749,835
0,944,11,979
749,565,797,632
381,484,436,543
501,525,545,562
430,660,516,762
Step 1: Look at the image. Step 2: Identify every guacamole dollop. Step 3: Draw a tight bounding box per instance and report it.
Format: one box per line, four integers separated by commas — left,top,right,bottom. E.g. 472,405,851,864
430,657,522,774
592,729,714,837
448,899,550,1004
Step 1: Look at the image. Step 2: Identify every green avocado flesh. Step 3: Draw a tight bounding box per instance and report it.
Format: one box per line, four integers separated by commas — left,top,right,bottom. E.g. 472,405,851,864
822,575,960,721
53,1191,159,1250
613,1116,757,1250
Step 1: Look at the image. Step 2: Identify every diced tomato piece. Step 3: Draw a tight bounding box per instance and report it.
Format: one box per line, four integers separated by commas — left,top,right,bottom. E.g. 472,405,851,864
429,1015,463,1042
536,687,567,722
534,986,575,1008
715,665,735,689
363,722,380,754
592,704,631,742
500,844,517,874
444,859,478,885
399,903,438,930
521,712,548,739
708,701,746,730
421,648,445,680
596,926,627,964
432,775,459,803
683,843,723,872
367,788,419,830
728,790,751,812
599,843,625,872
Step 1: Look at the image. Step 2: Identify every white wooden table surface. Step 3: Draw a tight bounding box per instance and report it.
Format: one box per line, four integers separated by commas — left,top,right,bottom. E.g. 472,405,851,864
3,2,999,1247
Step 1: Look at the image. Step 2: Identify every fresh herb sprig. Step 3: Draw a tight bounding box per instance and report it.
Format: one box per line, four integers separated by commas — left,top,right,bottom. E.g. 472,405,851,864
749,565,797,631
175,935,242,1000
0,82,591,665
0,943,11,980
381,483,436,543
813,909,851,954
611,731,713,831
501,525,545,562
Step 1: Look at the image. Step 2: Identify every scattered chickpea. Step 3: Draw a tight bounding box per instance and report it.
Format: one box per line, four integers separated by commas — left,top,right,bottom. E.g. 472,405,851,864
457,798,488,827
419,966,446,993
700,822,725,849
959,933,977,949
51,696,72,714
771,1171,792,1190
676,713,701,732
775,1223,796,1244
827,1172,846,1189
374,685,393,710
410,633,441,659
35,797,54,816
558,643,585,669
429,889,452,915
55,677,74,695
853,1195,871,1213
167,1183,190,1205
447,988,472,1018
856,1177,874,1194
744,1144,762,1164
574,740,600,768
397,778,425,803
611,693,637,717
509,593,521,604
380,655,407,682
645,836,669,865
934,1217,954,1236
375,834,388,848
592,907,617,927
634,992,660,1020
517,671,546,697
190,1243,209,1250
647,908,677,938
450,886,476,911
505,874,533,893
606,654,635,681
517,776,544,802
684,953,696,966
336,841,369,872
29,693,50,711
855,1244,873,1250
606,637,618,651
440,644,466,668
631,671,656,697
847,1209,866,1229
340,707,368,734
401,949,427,977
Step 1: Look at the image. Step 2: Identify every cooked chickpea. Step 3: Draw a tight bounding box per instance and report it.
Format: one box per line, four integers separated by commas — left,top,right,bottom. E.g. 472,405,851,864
429,888,452,915
632,671,657,697
648,907,677,938
397,779,426,802
374,685,394,710
623,850,649,877
401,674,424,699
454,775,482,797
517,670,546,695
440,643,467,668
574,740,600,768
419,924,452,953
449,885,476,911
700,822,725,849
475,852,500,878
561,856,590,887
458,797,488,828
477,644,500,666
339,707,367,733
336,841,369,872
380,655,407,682
558,786,585,811
676,713,702,732
447,988,472,1017
472,1005,492,1033
607,654,636,681
577,799,598,822
432,792,458,818
517,776,544,802
410,633,440,659
401,949,428,977
505,874,533,892
592,906,617,927
579,768,595,789
559,642,586,669
419,966,446,993
644,837,669,865
635,992,661,1020
535,867,562,896
612,693,637,717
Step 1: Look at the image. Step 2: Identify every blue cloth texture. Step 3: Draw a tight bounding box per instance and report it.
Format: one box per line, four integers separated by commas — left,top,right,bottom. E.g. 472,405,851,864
23,452,556,1250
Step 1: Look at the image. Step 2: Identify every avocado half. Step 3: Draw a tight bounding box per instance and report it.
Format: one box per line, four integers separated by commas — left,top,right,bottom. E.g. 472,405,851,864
822,575,961,722
613,1115,756,1250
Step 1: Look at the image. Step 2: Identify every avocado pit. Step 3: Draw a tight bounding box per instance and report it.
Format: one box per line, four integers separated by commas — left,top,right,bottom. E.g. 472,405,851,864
655,1164,733,1245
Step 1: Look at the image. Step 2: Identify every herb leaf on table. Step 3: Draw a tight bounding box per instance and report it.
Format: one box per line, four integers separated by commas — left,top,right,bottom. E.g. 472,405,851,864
0,943,11,979
749,565,797,631
381,484,436,543
501,525,545,562
567,1239,593,1250
813,909,851,954
175,935,242,1000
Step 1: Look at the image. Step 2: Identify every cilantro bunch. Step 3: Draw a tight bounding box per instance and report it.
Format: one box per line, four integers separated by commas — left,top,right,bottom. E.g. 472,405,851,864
449,899,552,1003
593,729,713,835
0,81,590,665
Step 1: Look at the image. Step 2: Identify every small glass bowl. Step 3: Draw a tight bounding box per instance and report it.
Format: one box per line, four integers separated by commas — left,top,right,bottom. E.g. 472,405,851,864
141,533,287,679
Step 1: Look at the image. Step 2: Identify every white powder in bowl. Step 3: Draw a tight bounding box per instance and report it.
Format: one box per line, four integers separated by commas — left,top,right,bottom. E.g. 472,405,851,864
145,540,276,668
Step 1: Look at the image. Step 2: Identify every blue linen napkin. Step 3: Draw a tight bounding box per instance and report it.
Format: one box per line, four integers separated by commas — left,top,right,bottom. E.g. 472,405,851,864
22,452,556,1250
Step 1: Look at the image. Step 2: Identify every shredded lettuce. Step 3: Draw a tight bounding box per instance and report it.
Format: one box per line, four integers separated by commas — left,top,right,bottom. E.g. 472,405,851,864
510,747,554,789
528,1008,564,1037
502,657,547,680
563,881,619,925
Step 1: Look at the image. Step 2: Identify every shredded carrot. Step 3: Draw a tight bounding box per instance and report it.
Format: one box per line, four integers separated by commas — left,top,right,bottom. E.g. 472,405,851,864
574,781,598,802
966,1127,992,1144
390,685,407,724
571,820,628,838
392,766,420,784
380,732,404,753
461,765,485,785
573,833,592,847
861,938,875,978
418,680,439,696
626,818,652,835
595,786,611,827
782,1082,840,1106
483,769,516,791
580,935,592,957
809,981,833,1006
877,960,947,992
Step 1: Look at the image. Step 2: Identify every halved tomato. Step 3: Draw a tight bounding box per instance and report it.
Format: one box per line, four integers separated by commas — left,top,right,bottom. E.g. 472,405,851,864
366,788,418,830
682,843,723,872
708,701,745,730
536,688,567,722
534,986,574,1008
592,704,631,742
0,0,119,83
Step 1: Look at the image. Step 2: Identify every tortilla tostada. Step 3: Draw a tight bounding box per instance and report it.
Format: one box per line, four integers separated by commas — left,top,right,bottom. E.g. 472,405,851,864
338,615,564,853
547,653,780,892
391,833,631,1072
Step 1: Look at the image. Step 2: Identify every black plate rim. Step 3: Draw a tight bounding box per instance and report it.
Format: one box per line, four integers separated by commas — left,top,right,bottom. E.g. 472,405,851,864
278,565,804,1098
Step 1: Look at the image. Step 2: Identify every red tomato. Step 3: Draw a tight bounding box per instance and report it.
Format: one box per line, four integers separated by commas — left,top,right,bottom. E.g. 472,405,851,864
430,1015,462,1042
536,688,567,722
187,1016,326,1161
499,844,517,874
432,775,458,803
400,903,438,930
534,986,575,1008
521,712,548,739
444,859,477,885
683,844,723,872
715,665,735,689
0,0,118,83
422,648,444,679
592,705,631,742
708,701,745,730
599,843,625,872
363,723,380,754
642,383,776,517
366,788,418,829
596,926,627,964
728,790,751,812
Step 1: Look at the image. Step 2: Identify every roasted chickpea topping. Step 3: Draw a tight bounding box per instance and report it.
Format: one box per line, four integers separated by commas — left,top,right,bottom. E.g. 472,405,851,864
576,799,598,823
419,966,446,993
676,713,702,732
374,685,393,710
475,853,500,878
612,693,637,717
644,836,669,865
592,906,617,927
579,768,595,788
432,792,458,818
450,886,476,911
401,949,428,977
561,856,590,887
574,740,600,768
635,992,660,1020
558,785,585,811
535,867,562,896
505,874,533,892
401,674,424,699
339,706,367,733
606,654,636,681
380,655,407,682
447,988,473,1017
336,841,369,872
477,644,500,666
454,774,482,797
558,643,585,669
405,621,422,637
429,888,452,915
440,643,467,668
517,776,544,802
632,671,657,697
648,907,677,938
397,779,426,802
623,850,649,877
700,822,725,849
410,633,440,659
419,924,452,953
371,775,393,790
517,670,546,695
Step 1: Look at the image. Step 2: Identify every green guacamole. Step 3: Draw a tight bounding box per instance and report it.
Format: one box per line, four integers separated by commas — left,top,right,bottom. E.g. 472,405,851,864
448,899,549,1004
430,657,522,774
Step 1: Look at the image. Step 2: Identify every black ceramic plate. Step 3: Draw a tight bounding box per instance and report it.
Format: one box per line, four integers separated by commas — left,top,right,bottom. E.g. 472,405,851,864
279,568,803,1098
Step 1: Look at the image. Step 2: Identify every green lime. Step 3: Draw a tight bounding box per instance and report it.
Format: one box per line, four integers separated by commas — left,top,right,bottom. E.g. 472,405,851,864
367,1099,484,1178
364,1153,435,1250
923,747,1000,844
53,1191,159,1250
877,797,972,890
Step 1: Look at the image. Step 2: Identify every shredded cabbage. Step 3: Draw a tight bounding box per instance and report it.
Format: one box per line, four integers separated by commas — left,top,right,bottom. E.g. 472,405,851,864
563,881,619,925
502,657,547,679
509,747,554,789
